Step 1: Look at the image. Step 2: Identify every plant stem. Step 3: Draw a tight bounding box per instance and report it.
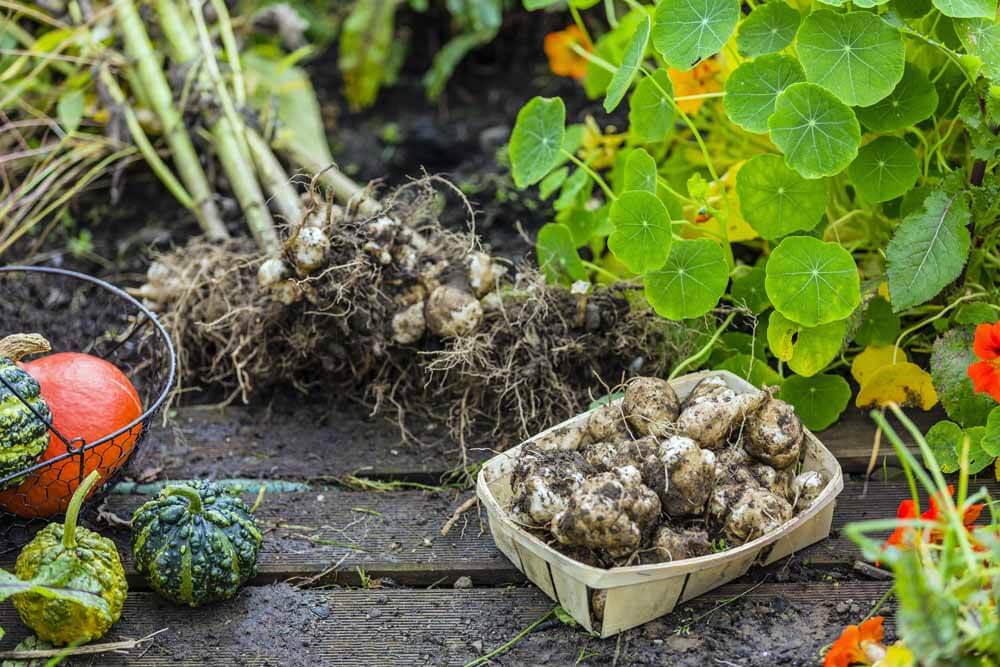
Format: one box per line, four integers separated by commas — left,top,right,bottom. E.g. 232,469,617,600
63,470,102,549
208,0,246,105
276,140,382,218
163,484,204,514
0,334,50,361
113,0,228,239
562,149,615,200
669,310,738,380
581,259,620,283
246,129,304,224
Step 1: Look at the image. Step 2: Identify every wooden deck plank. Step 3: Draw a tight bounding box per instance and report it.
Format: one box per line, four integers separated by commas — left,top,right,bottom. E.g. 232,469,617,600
133,401,943,486
6,481,993,587
0,582,894,666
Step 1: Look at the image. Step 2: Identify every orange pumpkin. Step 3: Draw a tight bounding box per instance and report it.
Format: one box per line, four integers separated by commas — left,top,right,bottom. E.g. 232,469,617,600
0,349,142,518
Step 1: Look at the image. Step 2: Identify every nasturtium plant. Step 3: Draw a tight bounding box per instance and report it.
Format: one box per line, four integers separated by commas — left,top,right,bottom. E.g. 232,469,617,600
510,0,1000,442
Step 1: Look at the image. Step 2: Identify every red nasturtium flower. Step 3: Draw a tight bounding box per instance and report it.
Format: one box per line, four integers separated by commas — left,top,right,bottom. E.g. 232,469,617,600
968,321,1000,402
544,26,592,80
883,485,984,552
824,617,886,667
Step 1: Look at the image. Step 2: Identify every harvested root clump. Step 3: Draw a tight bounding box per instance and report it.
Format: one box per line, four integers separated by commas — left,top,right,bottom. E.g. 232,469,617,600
142,181,699,448
506,374,828,568
510,447,593,525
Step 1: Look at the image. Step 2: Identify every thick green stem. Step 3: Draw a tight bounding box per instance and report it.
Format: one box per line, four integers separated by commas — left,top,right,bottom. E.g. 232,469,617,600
63,470,102,550
163,484,204,514
246,129,304,224
113,0,228,239
276,140,381,218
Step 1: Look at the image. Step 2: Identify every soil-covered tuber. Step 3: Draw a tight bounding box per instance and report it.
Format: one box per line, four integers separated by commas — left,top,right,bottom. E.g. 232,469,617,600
510,448,593,525
641,436,716,517
792,471,826,512
745,395,804,469
676,377,762,449
650,525,713,562
723,487,793,543
425,285,483,338
552,466,660,558
622,377,680,438
533,421,590,452
586,403,631,443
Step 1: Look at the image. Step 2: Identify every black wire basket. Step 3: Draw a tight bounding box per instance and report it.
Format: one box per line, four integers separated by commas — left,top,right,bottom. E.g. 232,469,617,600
0,266,175,553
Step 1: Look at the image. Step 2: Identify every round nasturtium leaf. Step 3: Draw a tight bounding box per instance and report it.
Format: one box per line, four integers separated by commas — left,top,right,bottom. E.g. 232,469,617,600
629,69,675,142
850,345,908,386
652,0,740,70
957,18,1000,81
736,153,827,239
605,16,651,113
765,235,861,327
981,406,1000,456
736,1,801,57
608,191,672,274
931,327,996,428
847,137,920,204
717,353,784,388
624,148,659,194
932,0,997,19
854,297,901,347
779,374,851,431
644,238,728,319
730,263,770,314
855,362,938,409
926,421,993,474
795,10,905,107
509,97,566,188
536,223,587,284
767,311,847,377
723,54,806,134
768,83,861,179
855,64,939,133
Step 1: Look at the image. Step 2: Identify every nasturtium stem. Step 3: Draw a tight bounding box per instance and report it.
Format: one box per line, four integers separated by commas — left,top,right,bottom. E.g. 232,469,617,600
562,149,615,200
604,0,618,28
164,484,205,514
581,260,620,283
893,292,986,363
568,4,592,46
657,176,695,204
673,92,726,101
668,310,738,380
63,470,102,550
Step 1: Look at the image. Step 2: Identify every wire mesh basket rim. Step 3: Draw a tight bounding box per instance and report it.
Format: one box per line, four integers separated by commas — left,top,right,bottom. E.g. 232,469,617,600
0,264,176,451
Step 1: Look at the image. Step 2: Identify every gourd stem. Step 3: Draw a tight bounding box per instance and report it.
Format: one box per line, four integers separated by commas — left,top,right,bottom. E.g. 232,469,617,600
164,485,204,514
64,470,102,550
0,333,51,361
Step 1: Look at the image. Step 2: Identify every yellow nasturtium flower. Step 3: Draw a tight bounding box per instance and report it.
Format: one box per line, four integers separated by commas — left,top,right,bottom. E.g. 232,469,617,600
668,59,722,114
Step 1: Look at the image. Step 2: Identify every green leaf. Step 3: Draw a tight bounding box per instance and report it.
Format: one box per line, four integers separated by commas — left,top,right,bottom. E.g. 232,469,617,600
652,0,740,70
338,0,401,110
886,188,971,312
767,311,847,377
0,568,111,620
855,63,939,133
624,148,659,194
926,421,994,473
717,353,784,388
644,238,728,319
57,88,85,134
731,263,770,314
779,374,851,431
765,235,861,327
539,167,569,199
710,331,768,363
605,16,651,113
957,18,1000,81
795,10,905,107
736,153,827,239
523,0,559,8
768,82,861,179
847,137,920,204
955,302,997,325
736,1,801,57
554,168,592,211
723,54,806,133
629,69,675,142
855,296,901,347
509,97,566,188
608,190,672,273
932,0,997,18
982,406,1000,456
931,327,997,427
537,223,587,284
894,0,933,17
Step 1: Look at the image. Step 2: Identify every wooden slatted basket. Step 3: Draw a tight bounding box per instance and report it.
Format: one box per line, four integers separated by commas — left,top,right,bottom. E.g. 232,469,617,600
476,370,845,637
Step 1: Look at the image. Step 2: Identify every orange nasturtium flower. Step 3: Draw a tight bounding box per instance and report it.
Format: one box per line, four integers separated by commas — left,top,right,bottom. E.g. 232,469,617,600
824,617,887,667
544,26,592,80
668,59,722,114
883,485,984,552
968,321,1000,402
